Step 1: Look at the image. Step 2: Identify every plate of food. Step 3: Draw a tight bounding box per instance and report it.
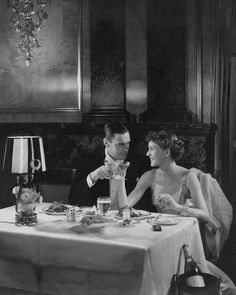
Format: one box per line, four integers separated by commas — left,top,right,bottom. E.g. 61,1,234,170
80,206,114,223
79,215,114,227
112,208,151,220
81,206,97,217
149,216,180,226
42,202,69,215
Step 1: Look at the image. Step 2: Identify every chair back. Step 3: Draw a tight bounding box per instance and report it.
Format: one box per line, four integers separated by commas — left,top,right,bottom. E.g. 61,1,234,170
40,184,71,203
190,168,233,261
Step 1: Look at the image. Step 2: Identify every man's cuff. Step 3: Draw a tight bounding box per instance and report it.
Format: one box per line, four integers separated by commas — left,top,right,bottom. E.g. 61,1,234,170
87,173,96,187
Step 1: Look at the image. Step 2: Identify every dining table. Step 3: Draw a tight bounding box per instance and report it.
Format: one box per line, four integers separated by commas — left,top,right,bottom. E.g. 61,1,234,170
0,202,210,295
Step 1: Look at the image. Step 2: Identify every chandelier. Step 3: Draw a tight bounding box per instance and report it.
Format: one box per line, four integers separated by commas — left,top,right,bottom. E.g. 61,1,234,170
9,0,51,67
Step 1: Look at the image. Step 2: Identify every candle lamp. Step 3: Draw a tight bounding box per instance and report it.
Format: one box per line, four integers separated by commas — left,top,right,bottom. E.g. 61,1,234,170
2,136,46,225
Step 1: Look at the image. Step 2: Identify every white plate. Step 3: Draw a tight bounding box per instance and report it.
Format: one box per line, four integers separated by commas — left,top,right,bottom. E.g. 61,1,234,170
112,209,151,220
116,219,140,227
149,216,180,226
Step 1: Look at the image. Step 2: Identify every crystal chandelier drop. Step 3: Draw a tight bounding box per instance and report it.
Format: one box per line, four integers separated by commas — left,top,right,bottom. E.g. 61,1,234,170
9,0,51,67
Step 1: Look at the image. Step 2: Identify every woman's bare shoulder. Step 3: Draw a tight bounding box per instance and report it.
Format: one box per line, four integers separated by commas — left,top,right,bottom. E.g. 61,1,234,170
185,170,200,185
141,169,155,179
139,169,155,184
175,166,191,180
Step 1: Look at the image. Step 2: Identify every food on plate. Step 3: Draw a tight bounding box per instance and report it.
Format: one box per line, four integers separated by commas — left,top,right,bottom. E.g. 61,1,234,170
117,207,142,218
79,214,112,226
82,206,97,216
45,202,68,213
130,208,142,218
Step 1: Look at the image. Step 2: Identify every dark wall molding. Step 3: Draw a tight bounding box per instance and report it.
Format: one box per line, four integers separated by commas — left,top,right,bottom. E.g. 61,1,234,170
0,109,82,123
0,121,215,171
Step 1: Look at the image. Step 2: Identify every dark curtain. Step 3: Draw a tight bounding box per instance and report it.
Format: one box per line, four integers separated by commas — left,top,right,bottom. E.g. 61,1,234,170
212,0,235,195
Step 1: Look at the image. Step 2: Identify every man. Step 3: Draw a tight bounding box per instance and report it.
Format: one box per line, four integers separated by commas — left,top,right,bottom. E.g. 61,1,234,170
68,122,151,209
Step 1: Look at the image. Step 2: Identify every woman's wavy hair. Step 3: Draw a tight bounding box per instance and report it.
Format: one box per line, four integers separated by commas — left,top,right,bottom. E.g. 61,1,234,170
146,130,185,161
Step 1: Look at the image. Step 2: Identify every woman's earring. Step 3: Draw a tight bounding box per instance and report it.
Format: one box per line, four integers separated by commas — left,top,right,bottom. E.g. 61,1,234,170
166,148,170,157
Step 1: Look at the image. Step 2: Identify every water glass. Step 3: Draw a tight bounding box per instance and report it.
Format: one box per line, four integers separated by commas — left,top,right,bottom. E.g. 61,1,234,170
97,197,111,215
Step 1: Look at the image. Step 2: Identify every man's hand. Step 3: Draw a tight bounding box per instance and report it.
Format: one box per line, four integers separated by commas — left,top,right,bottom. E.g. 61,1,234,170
90,165,113,183
105,160,130,180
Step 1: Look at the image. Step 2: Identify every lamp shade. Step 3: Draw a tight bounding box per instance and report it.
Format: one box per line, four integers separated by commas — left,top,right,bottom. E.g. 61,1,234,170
2,136,46,174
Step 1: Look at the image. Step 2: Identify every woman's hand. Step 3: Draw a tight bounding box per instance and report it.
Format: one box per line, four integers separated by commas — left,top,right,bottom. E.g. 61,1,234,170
153,194,181,212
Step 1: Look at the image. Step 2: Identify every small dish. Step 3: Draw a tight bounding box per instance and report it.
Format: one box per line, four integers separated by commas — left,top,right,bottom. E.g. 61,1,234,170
117,219,139,227
149,216,180,226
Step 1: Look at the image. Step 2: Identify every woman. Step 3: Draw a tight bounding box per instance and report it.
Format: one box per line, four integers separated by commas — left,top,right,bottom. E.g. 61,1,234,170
118,130,213,224
116,131,236,294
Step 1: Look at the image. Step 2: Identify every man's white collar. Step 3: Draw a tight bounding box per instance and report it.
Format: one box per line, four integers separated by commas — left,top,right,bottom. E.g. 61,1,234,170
105,149,115,163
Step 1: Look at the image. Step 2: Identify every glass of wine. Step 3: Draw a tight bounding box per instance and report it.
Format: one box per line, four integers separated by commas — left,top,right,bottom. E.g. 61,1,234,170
97,197,111,215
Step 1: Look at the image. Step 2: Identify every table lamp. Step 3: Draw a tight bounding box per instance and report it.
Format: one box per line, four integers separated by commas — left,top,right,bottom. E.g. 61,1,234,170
2,136,46,225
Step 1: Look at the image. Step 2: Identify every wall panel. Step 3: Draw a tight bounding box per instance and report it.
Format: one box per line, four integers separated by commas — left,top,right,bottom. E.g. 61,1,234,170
0,0,81,122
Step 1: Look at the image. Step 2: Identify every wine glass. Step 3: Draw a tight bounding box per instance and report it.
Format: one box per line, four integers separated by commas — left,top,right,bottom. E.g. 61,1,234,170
97,197,111,215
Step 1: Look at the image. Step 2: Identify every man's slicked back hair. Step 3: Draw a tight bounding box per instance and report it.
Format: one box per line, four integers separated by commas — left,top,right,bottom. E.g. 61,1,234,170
104,122,129,141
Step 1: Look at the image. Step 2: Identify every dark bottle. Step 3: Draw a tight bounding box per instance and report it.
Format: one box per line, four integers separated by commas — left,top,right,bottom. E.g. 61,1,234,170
183,244,205,287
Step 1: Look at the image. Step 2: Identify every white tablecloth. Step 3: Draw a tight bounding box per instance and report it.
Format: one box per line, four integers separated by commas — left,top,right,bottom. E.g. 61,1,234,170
0,203,209,295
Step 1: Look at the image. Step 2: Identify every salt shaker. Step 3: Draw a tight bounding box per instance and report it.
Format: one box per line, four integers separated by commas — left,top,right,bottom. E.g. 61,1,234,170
66,207,76,222
123,207,131,222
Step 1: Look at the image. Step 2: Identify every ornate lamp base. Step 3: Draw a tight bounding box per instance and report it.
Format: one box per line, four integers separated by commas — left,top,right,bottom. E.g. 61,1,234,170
15,213,38,226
